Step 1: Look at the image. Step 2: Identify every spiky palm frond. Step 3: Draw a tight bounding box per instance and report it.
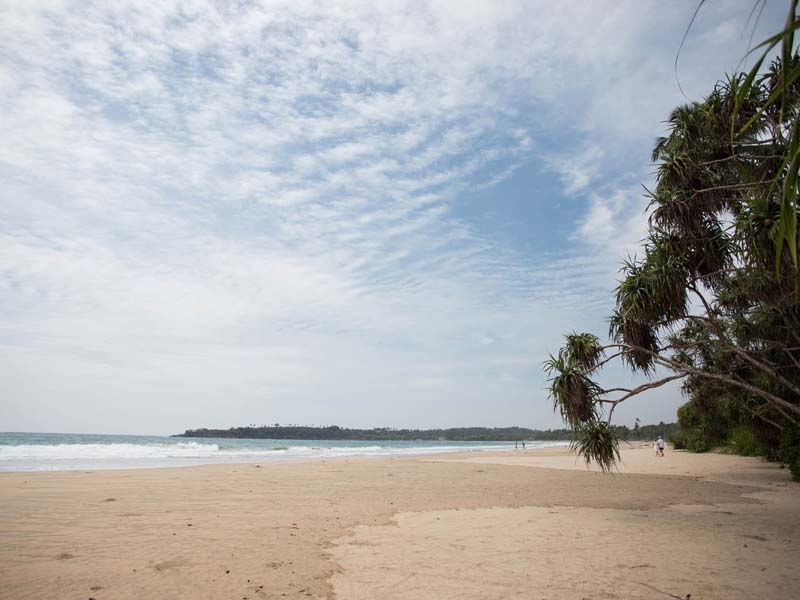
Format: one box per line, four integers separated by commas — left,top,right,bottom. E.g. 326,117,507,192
571,421,621,473
686,219,731,287
564,332,605,373
544,351,600,427
615,241,689,327
734,8,800,271
648,189,704,233
738,194,800,274
619,318,658,374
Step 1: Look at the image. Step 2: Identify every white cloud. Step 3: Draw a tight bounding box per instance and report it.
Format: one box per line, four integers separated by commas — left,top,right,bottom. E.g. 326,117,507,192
0,0,788,433
544,145,605,196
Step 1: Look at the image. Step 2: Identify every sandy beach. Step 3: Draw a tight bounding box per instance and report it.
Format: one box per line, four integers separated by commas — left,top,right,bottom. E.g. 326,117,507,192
0,446,797,600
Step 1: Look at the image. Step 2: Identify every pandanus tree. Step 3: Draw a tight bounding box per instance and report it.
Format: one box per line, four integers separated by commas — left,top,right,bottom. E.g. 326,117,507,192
546,50,800,472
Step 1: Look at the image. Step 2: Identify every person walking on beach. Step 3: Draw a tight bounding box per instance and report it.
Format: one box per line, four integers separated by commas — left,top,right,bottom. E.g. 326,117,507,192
655,436,665,457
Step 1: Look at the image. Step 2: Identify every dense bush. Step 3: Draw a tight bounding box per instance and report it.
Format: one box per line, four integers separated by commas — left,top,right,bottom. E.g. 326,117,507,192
672,398,728,453
726,426,763,457
671,428,712,453
778,426,800,481
671,430,687,450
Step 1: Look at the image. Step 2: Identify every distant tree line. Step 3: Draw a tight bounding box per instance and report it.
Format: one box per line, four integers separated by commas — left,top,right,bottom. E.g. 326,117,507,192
174,423,675,442
613,421,678,442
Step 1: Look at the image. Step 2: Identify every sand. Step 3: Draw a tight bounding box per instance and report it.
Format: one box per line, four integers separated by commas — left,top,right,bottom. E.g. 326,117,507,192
0,447,797,599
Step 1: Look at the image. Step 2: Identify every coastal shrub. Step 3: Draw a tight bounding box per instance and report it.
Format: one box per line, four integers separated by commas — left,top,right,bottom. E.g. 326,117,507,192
685,431,711,453
670,430,713,452
726,426,763,457
778,426,800,482
749,419,782,462
671,430,687,450
673,401,720,453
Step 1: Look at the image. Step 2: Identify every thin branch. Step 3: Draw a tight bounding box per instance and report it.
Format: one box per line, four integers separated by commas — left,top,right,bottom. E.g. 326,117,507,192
783,348,800,370
605,375,687,424
609,374,687,404
733,374,797,424
691,178,779,195
604,374,687,423
657,355,800,422
688,284,800,400
591,351,625,372
600,387,633,395
754,412,785,430
674,0,706,101
602,343,800,421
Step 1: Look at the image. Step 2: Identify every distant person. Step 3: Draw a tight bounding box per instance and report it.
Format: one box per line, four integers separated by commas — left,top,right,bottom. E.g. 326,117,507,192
656,436,665,457
515,441,518,450
522,441,526,450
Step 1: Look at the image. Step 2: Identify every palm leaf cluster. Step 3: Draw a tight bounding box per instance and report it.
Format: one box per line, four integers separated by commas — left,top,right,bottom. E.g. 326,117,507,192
563,332,605,372
571,421,621,473
543,348,600,427
545,334,622,472
735,2,800,270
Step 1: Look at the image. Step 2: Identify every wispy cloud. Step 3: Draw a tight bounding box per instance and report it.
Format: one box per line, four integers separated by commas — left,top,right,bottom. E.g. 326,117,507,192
0,1,787,433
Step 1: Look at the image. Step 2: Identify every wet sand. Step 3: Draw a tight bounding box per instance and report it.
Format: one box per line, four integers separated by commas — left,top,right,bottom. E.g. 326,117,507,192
0,446,797,599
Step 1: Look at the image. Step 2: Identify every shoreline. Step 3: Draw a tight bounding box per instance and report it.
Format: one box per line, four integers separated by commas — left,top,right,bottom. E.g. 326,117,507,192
0,447,565,477
0,439,571,474
1,446,796,599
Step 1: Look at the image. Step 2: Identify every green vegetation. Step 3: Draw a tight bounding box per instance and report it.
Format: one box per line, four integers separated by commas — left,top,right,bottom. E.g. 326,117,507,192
571,421,619,473
545,5,800,478
735,0,800,271
174,423,674,442
612,421,678,442
778,425,800,479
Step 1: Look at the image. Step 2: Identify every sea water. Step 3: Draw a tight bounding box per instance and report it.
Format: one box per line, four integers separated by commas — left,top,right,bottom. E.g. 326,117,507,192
0,432,570,472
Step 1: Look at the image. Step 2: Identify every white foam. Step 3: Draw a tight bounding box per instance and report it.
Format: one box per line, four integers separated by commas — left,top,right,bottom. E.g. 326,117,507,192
0,441,222,460
0,440,569,471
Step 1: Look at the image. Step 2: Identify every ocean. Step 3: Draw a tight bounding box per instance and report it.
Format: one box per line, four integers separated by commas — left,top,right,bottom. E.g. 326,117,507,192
0,432,570,472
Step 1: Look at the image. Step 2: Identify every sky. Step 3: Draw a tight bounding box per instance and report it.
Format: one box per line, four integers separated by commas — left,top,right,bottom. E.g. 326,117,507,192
0,1,789,435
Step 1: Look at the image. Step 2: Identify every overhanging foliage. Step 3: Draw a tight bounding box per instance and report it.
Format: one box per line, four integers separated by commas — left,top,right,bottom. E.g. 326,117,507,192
545,11,800,473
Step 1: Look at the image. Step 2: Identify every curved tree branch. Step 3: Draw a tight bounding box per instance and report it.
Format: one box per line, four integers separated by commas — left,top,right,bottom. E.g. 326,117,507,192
599,342,800,422
605,373,687,423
